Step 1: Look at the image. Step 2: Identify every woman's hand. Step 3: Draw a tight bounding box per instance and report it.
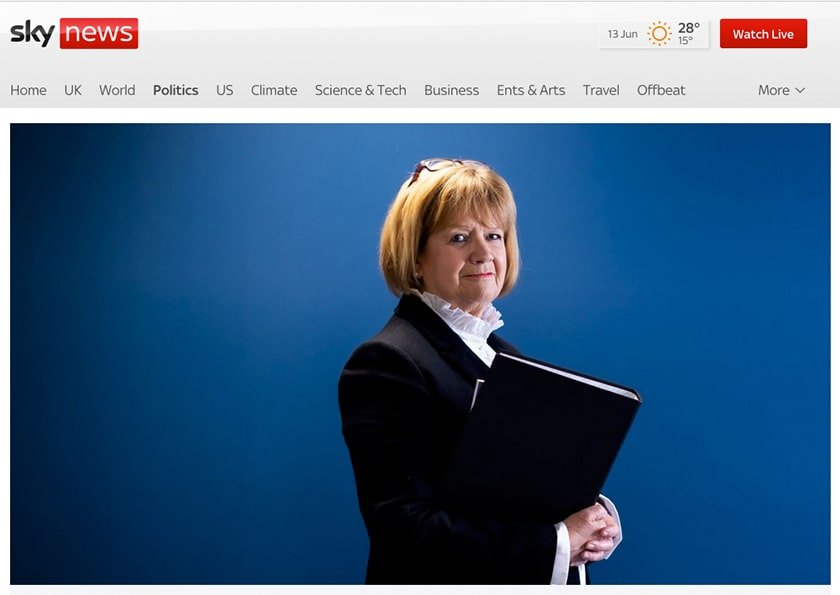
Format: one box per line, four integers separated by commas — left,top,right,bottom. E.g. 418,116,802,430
564,503,619,566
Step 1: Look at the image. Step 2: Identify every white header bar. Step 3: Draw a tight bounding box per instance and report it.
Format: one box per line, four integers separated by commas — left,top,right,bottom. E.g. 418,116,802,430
1,2,838,107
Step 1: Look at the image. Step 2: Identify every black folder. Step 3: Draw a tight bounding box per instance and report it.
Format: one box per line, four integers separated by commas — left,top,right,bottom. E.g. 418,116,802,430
438,351,641,523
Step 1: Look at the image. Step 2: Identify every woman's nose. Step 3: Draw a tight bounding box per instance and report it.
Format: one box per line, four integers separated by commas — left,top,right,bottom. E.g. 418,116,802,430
470,237,493,263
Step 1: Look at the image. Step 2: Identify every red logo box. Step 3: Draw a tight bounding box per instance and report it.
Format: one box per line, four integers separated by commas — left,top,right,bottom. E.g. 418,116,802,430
59,18,139,49
720,19,807,48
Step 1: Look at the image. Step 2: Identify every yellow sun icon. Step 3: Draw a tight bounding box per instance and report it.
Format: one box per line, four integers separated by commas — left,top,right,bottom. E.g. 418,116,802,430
647,20,672,46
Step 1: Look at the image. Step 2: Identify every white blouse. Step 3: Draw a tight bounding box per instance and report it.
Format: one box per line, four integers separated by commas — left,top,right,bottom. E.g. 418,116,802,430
415,291,503,367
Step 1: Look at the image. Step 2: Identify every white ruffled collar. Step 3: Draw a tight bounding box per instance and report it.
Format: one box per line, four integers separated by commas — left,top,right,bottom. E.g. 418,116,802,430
413,291,504,341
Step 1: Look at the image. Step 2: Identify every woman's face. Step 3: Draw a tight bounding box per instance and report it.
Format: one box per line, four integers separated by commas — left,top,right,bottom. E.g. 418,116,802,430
417,213,507,317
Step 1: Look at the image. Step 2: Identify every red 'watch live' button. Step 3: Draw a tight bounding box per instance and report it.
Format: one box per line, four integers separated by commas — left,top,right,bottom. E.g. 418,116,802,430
720,19,807,48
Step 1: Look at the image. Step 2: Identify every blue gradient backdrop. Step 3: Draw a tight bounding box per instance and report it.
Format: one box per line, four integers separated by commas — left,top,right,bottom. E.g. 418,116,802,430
11,124,829,584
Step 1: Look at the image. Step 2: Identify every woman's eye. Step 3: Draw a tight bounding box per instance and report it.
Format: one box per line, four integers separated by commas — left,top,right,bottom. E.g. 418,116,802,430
449,234,467,243
487,233,503,241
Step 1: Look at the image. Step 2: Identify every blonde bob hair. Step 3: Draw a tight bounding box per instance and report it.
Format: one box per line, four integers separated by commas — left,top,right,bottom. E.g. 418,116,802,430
379,160,521,297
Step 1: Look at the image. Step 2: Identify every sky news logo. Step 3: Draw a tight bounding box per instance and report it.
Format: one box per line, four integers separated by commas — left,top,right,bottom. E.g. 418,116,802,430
10,18,139,49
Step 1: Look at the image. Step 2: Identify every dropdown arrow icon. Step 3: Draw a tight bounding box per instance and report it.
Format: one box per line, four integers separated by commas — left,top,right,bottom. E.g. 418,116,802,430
795,87,806,94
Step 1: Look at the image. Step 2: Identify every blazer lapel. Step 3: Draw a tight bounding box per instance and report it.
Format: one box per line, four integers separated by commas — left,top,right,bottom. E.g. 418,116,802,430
488,332,520,356
394,294,491,383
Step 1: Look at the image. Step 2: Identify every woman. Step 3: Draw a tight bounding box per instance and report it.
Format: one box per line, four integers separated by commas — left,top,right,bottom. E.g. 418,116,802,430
338,159,621,584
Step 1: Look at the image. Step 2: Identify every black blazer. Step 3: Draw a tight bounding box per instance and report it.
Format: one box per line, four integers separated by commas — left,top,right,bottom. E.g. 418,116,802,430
338,294,560,584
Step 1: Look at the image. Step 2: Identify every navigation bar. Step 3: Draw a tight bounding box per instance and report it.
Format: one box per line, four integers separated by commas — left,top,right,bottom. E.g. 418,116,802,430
4,78,825,107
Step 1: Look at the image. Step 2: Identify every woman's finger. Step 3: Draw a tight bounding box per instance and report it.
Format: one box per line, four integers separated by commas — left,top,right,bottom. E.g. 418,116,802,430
585,538,615,552
581,549,607,562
